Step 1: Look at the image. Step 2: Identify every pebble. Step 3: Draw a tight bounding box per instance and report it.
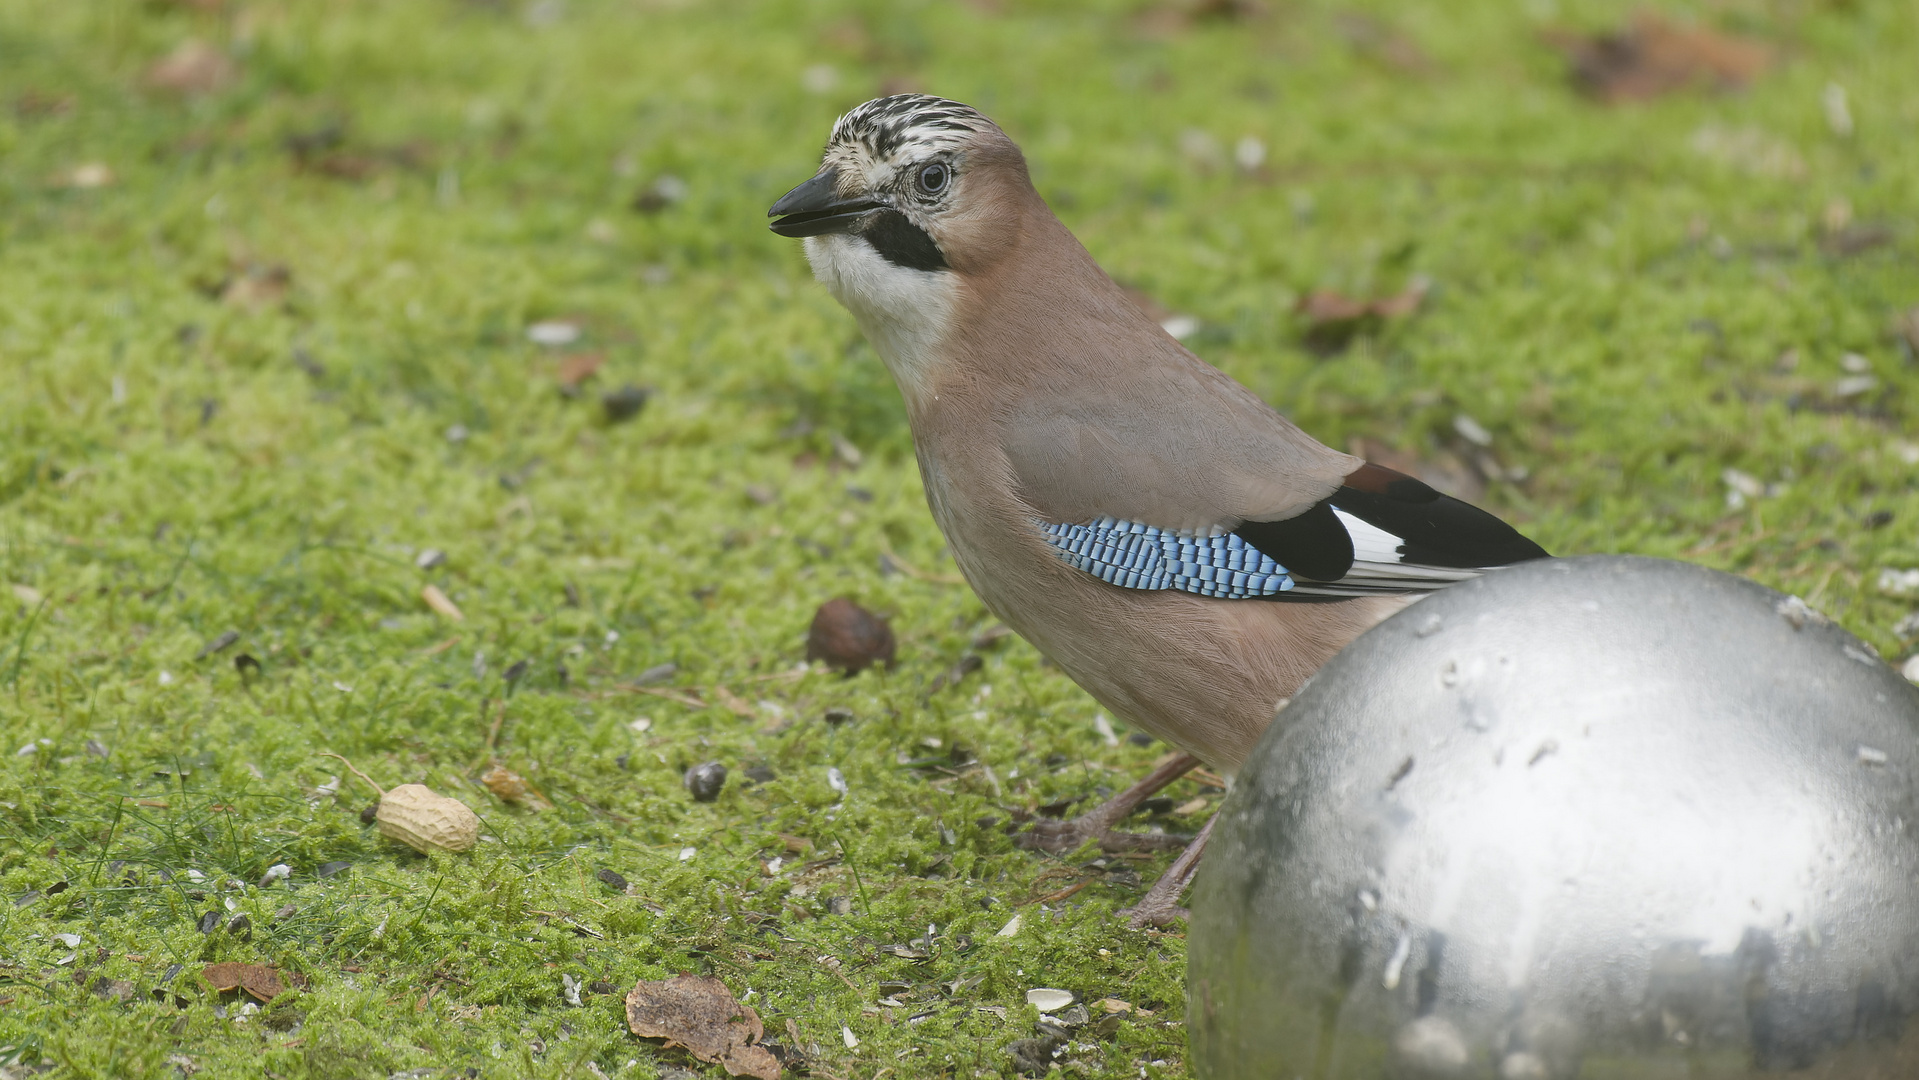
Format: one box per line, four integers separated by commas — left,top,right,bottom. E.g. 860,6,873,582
526,321,581,347
602,384,650,423
684,761,727,802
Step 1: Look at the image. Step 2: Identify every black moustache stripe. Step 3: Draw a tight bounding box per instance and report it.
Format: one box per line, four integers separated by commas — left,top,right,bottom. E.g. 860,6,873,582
860,210,948,272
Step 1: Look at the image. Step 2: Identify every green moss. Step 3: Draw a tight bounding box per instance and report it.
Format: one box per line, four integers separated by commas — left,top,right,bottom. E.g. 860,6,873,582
2,0,1917,1076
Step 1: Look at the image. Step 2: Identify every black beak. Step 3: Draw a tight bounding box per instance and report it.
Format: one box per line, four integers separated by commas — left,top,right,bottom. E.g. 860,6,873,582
767,169,883,238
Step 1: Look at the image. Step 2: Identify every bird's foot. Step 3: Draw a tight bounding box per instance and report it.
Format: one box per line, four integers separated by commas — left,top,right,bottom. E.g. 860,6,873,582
1012,751,1203,854
1119,812,1217,929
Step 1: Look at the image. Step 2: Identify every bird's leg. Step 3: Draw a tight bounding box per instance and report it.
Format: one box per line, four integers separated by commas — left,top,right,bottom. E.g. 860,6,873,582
1016,752,1202,854
1121,811,1217,928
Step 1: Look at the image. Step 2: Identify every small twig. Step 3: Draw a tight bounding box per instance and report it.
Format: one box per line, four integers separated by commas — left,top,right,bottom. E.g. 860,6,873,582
420,635,461,657
318,752,385,798
1028,880,1091,906
879,548,966,585
625,685,708,709
483,699,509,753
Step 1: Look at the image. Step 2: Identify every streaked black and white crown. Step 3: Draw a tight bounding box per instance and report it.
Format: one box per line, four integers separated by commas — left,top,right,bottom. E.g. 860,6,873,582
827,95,998,162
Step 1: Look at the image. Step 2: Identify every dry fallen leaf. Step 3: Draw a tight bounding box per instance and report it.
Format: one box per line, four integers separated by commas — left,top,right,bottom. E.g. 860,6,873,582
625,975,781,1080
220,264,290,310
1295,280,1428,355
556,352,605,391
1544,12,1771,104
710,684,757,718
480,764,552,811
146,40,237,96
805,598,896,674
202,962,287,1002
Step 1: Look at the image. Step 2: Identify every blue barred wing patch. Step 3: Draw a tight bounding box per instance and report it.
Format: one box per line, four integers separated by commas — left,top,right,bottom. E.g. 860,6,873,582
1039,517,1295,599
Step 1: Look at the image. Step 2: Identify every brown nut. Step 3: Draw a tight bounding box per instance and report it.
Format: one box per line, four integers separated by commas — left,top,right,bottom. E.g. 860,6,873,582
805,597,895,674
376,784,480,853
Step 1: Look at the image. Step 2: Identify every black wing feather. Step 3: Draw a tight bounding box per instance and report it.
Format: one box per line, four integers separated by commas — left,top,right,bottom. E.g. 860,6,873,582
1234,462,1548,595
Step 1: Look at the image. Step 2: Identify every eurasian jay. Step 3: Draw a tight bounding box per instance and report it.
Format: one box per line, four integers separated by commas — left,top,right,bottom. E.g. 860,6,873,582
768,95,1548,924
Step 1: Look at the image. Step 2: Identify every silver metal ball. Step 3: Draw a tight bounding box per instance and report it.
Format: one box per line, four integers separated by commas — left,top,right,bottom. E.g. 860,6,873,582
1189,556,1919,1078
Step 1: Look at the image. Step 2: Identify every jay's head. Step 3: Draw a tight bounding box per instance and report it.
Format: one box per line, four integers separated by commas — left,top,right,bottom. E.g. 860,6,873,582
768,95,1031,282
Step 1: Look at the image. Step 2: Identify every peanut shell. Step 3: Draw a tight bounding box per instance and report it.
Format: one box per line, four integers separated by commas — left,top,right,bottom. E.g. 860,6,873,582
376,783,480,853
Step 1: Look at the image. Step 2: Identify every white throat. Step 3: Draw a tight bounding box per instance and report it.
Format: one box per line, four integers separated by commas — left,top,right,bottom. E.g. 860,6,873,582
804,233,956,407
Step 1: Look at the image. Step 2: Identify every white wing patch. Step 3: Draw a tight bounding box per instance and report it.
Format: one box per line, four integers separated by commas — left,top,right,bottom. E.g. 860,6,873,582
1282,509,1482,596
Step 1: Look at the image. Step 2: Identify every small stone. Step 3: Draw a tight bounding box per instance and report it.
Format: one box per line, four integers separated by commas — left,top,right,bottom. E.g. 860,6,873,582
684,761,727,802
823,707,854,726
257,864,291,887
805,598,896,674
1877,568,1919,596
1903,655,1919,685
1835,374,1879,398
317,860,352,878
415,548,446,570
602,384,650,424
597,868,629,892
526,320,581,347
633,662,677,685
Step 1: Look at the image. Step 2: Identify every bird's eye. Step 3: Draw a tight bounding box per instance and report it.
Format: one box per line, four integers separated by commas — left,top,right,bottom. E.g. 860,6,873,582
915,162,949,195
